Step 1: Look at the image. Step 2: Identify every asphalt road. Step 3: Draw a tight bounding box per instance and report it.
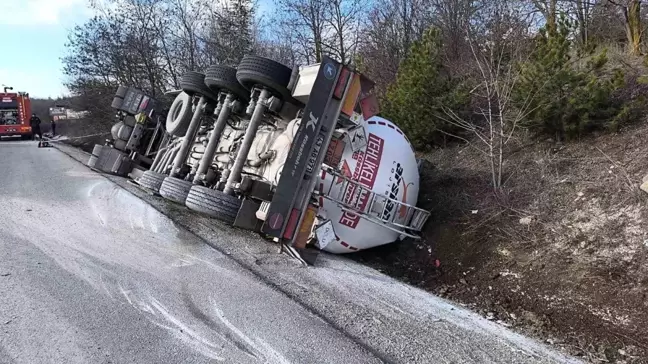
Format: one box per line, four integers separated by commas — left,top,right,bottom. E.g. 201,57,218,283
0,140,582,364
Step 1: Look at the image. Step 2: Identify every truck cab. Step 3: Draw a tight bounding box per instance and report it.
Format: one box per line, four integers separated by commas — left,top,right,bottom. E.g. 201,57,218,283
0,90,32,139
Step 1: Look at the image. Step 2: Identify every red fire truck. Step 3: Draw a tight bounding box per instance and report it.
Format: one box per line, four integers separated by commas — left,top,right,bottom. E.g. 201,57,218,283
0,86,32,139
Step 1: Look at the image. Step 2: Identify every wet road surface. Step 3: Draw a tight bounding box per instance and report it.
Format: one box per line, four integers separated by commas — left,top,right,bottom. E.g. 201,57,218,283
0,141,379,363
0,140,582,363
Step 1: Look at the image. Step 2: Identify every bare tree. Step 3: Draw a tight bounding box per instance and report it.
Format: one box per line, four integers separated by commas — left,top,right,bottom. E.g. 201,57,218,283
439,2,537,190
531,0,559,32
322,0,363,64
356,0,431,96
429,0,482,64
166,0,211,72
573,0,595,44
274,0,327,63
254,16,300,66
203,0,255,66
608,0,643,54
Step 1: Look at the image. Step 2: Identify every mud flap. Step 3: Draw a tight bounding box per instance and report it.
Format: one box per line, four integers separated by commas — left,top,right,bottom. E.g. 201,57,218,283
233,198,264,232
285,205,320,265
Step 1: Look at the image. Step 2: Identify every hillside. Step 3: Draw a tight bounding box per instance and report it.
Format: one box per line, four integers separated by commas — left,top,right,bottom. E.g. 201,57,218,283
355,123,648,363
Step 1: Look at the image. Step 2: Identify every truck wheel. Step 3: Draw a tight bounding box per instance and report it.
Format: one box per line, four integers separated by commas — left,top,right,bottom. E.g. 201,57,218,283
123,115,136,127
180,71,218,102
88,144,102,168
115,85,128,98
205,65,249,102
111,96,123,109
165,92,193,137
236,56,292,101
138,170,167,192
185,185,241,224
113,139,127,151
159,177,193,204
118,124,133,140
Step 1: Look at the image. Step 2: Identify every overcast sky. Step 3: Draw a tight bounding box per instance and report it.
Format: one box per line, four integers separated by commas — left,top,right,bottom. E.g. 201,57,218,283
0,0,92,98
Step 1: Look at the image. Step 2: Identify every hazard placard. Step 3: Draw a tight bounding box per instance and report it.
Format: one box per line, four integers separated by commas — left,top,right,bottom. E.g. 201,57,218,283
315,220,336,250
346,126,367,152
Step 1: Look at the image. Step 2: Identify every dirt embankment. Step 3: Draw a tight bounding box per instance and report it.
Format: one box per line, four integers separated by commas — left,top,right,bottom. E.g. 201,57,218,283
354,124,648,363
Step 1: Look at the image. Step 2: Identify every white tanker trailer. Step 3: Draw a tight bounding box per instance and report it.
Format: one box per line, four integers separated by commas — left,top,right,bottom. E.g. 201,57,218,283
118,55,429,259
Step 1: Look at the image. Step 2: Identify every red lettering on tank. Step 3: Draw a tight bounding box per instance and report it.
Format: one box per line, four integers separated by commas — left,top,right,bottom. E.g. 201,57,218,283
339,212,357,227
358,158,378,186
365,135,383,161
338,133,384,229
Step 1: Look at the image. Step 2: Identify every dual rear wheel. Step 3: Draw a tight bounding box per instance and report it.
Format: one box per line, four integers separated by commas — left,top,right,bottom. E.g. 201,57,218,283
160,56,295,224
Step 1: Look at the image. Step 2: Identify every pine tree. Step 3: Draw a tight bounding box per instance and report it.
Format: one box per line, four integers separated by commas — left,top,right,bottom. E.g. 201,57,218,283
382,28,468,150
212,0,255,66
515,16,625,140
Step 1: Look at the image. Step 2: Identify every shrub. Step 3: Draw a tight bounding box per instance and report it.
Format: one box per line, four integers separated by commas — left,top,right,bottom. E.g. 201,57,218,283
515,16,625,140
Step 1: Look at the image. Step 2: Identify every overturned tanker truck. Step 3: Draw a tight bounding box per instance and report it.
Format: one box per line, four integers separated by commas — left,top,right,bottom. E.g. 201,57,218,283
90,55,430,258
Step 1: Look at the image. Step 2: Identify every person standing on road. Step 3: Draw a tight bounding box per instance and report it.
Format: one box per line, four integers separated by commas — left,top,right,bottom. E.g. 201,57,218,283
50,117,57,137
30,113,42,140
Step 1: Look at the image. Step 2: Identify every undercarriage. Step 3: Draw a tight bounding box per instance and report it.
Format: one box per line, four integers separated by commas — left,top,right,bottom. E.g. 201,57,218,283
89,56,431,261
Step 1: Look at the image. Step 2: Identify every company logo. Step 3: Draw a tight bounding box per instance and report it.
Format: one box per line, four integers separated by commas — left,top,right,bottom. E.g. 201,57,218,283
306,111,318,132
323,63,336,80
382,163,414,221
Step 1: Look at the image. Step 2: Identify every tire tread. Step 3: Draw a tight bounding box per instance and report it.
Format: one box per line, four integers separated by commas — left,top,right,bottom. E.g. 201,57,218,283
185,185,241,223
138,171,166,191
160,177,193,204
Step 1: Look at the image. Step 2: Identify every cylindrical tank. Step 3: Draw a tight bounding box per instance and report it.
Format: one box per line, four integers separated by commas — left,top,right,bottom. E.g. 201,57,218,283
318,116,420,254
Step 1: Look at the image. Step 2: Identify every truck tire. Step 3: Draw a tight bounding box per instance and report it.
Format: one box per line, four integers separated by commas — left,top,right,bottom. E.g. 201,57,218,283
111,96,123,109
180,71,218,102
111,122,122,140
205,65,249,102
113,139,128,151
118,124,133,140
138,170,167,192
123,115,136,127
236,56,292,101
185,185,242,224
115,85,128,98
159,176,193,204
88,144,103,168
166,92,193,137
